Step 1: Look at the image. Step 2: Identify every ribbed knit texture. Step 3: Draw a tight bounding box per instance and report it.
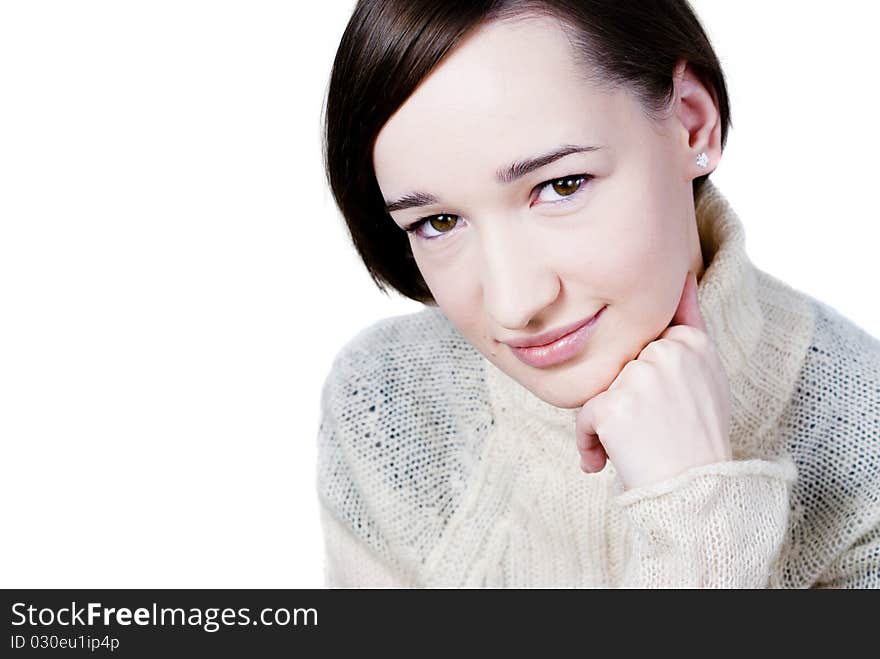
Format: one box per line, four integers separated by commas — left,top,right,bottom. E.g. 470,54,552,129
316,179,880,588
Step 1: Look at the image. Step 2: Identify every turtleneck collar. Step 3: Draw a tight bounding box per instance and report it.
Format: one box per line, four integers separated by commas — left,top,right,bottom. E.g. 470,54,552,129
483,178,816,464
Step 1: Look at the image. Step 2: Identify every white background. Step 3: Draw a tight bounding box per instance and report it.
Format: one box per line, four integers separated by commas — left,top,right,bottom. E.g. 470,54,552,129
0,1,877,587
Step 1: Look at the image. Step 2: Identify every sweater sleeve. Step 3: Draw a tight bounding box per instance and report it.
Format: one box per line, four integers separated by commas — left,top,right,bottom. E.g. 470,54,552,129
611,457,798,588
318,503,415,588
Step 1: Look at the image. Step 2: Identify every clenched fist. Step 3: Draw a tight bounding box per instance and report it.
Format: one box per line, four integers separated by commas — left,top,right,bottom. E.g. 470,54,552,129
575,270,733,491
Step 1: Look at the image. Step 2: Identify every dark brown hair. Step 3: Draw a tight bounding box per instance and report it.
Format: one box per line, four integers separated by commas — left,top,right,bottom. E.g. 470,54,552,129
321,0,731,304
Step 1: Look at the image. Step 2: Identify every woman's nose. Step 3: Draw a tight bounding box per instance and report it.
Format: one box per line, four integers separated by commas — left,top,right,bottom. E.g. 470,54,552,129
479,230,560,330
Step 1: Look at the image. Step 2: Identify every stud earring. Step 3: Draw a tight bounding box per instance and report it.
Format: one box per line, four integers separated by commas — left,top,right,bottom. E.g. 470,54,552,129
696,152,709,168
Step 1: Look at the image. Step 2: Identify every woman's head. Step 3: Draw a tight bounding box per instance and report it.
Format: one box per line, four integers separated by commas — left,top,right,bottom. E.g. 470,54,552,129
323,0,730,408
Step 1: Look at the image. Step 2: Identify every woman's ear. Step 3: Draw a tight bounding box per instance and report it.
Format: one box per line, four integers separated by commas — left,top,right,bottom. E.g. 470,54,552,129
671,59,722,180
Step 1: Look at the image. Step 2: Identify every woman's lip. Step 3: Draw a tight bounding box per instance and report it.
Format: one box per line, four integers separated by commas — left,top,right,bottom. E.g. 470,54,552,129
502,306,606,348
508,305,606,368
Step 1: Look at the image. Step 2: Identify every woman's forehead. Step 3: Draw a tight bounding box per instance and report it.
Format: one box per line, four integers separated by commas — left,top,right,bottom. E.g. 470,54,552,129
373,17,627,196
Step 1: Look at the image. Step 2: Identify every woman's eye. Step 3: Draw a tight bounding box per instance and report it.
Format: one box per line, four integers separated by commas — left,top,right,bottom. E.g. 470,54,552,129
404,174,592,241
405,213,460,240
534,174,590,204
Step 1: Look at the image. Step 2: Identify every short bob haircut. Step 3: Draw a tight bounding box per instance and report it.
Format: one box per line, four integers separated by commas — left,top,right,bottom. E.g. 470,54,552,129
322,0,732,305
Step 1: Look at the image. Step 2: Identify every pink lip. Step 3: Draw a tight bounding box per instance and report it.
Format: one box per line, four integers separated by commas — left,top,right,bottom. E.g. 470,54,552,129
506,305,606,368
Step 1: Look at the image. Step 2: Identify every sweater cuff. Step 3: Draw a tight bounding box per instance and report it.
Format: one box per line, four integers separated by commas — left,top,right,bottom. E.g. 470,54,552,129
612,457,798,588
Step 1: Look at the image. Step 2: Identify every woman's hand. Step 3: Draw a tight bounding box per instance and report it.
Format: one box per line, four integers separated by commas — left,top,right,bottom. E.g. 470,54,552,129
575,270,733,491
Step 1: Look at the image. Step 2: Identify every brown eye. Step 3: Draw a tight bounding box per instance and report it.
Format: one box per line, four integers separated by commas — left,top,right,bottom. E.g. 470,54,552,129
551,176,583,197
534,174,592,205
404,213,462,241
428,215,458,232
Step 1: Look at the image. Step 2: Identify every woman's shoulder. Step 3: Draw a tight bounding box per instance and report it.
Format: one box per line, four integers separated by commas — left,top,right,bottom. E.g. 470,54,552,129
318,305,491,450
795,296,880,423
320,306,486,402
327,306,470,370
316,306,493,573
755,265,880,411
790,295,880,477
807,297,880,368
786,293,880,448
779,294,880,582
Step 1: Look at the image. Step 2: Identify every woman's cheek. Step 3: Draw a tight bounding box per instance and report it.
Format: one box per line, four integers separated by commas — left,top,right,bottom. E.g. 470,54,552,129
419,256,483,333
577,221,676,354
555,220,646,298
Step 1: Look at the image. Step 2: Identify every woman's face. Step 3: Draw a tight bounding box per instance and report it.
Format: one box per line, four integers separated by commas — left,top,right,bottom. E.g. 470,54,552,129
373,15,717,409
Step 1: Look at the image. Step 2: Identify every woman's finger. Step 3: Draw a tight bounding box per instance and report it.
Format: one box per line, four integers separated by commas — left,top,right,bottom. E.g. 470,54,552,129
576,393,608,472
669,270,707,332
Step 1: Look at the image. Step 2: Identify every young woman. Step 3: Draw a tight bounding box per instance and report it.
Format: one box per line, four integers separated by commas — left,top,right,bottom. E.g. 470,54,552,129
317,0,880,588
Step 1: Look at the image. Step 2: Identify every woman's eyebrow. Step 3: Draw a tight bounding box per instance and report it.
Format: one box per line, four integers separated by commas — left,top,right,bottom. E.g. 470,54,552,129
383,143,604,213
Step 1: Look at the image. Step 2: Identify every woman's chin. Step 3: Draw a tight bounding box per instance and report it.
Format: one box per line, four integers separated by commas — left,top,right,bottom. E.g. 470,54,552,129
530,386,593,410
518,362,615,410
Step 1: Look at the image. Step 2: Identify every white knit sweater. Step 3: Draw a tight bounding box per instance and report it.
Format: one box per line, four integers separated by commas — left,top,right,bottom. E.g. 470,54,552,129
316,179,880,588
